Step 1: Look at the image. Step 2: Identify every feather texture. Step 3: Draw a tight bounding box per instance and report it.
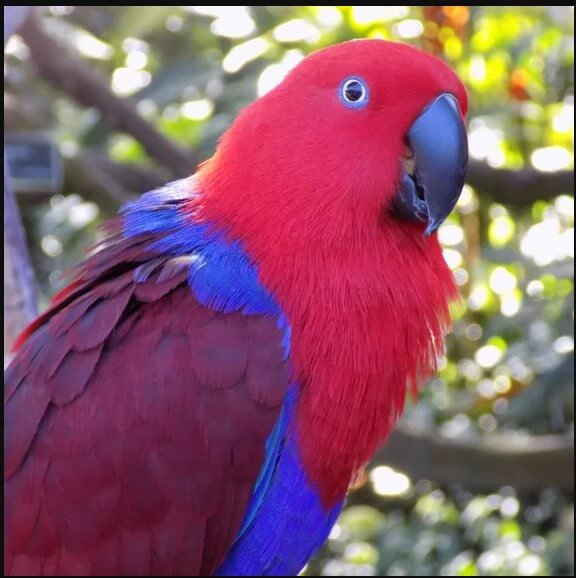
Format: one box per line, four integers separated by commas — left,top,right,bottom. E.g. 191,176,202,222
4,181,293,576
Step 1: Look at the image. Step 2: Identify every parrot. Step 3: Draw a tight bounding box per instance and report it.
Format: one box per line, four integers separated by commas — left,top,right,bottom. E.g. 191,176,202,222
4,39,468,576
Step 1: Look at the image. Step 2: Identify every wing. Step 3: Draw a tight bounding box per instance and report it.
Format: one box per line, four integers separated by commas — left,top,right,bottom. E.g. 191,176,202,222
4,189,291,576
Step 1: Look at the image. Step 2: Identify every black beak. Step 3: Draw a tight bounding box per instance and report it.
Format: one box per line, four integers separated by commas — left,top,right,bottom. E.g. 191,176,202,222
394,93,468,235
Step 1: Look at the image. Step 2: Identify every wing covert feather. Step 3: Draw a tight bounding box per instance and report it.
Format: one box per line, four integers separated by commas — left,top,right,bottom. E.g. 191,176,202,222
4,231,291,576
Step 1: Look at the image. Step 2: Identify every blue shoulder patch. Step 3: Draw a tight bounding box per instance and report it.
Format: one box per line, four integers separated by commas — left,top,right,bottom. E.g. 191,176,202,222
122,179,279,316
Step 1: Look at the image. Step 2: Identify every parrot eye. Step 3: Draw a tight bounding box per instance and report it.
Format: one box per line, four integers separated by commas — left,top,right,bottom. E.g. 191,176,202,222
339,77,369,108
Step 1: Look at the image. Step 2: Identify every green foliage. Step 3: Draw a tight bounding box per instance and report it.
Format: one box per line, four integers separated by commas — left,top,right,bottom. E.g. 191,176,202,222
4,6,574,576
311,489,573,576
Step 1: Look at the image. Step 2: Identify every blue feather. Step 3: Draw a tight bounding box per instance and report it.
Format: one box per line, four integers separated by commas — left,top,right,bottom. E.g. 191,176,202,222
235,389,292,538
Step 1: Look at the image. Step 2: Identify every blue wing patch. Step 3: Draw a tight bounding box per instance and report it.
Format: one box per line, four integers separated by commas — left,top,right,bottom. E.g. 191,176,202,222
216,387,343,577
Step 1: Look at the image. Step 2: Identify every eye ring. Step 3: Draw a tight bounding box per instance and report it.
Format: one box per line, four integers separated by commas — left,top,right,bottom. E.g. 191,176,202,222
339,77,369,109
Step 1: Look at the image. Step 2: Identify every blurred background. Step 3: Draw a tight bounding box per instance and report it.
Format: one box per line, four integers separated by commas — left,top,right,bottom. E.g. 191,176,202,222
3,6,574,577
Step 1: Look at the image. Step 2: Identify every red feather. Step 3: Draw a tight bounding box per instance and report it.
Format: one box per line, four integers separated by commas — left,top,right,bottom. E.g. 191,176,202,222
4,232,290,576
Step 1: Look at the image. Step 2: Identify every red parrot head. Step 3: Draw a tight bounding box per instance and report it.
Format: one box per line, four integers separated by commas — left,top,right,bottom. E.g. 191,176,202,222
199,39,468,242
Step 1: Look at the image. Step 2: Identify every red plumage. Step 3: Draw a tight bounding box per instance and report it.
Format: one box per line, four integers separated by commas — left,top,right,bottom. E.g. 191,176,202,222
5,229,290,575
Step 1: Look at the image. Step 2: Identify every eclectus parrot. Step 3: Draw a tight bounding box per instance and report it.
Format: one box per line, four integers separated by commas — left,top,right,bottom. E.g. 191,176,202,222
4,40,468,576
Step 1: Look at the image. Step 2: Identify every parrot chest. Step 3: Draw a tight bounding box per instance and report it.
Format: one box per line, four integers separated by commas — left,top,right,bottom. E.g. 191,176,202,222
260,236,456,505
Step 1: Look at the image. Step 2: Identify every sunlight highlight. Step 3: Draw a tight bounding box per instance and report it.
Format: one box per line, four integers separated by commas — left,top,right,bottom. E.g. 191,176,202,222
552,102,574,134
74,31,113,60
521,220,573,265
489,267,517,295
370,466,411,497
443,249,463,269
210,8,255,39
315,6,342,28
393,19,423,39
531,146,572,172
352,6,409,25
112,68,150,95
274,19,321,43
126,51,147,70
475,345,504,368
223,38,270,74
468,122,505,167
181,99,213,120
468,285,490,311
438,224,464,246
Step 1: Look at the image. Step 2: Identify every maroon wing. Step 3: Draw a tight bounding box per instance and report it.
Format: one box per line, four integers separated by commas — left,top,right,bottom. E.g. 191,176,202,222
4,228,291,576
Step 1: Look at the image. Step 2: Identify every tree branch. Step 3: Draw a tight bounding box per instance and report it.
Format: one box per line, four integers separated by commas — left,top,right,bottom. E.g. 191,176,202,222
369,425,574,493
19,13,194,178
467,160,574,206
59,151,576,214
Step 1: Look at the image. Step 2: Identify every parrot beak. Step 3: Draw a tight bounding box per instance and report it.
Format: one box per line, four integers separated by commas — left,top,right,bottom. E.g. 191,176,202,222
394,93,468,236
